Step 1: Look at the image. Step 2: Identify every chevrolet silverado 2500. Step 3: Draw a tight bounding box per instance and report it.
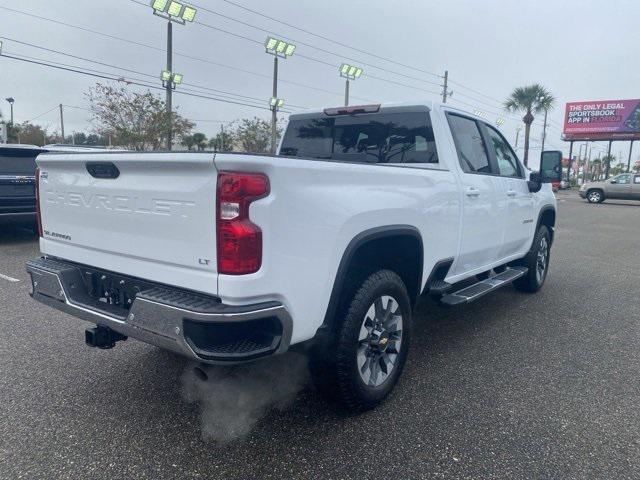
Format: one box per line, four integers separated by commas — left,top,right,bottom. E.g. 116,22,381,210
27,102,562,410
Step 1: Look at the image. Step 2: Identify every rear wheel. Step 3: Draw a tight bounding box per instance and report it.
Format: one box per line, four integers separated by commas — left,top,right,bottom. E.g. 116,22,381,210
587,189,604,203
513,225,551,293
310,270,411,411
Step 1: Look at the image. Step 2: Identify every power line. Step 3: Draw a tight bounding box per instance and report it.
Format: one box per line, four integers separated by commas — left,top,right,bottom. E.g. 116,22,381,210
128,0,444,99
24,105,59,123
0,36,309,110
0,5,370,103
212,0,442,79
1,52,294,113
178,0,443,88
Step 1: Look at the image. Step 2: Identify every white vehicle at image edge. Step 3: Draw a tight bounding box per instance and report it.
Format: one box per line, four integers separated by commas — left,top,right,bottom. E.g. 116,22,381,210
26,102,561,411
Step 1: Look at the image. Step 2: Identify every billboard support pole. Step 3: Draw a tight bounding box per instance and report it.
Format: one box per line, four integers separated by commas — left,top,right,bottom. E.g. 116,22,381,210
568,141,574,183
605,140,613,179
628,141,634,173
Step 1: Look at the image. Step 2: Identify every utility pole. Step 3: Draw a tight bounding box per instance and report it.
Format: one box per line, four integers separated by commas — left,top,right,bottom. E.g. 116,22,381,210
541,108,548,151
220,124,225,151
59,104,65,144
271,55,278,154
568,141,574,183
605,140,612,179
628,141,634,173
441,70,450,104
166,21,173,151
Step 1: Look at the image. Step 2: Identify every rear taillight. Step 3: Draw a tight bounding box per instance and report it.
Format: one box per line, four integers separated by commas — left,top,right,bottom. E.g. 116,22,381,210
35,167,43,237
216,172,269,275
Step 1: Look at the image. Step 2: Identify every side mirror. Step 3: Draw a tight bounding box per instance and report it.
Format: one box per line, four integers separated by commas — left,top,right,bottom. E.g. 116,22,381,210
610,179,618,184
540,151,563,183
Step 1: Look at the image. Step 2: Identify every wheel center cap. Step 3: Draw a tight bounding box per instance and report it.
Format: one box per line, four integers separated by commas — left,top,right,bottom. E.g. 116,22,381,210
370,328,390,352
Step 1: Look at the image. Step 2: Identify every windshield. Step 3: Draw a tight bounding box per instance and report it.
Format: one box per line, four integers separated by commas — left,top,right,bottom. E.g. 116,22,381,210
0,150,40,175
280,112,438,164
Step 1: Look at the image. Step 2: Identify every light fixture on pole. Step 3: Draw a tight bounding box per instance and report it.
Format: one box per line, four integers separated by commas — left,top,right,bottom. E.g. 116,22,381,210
150,0,196,151
339,63,363,107
150,0,197,24
269,97,285,111
5,97,14,125
161,70,183,89
264,37,295,154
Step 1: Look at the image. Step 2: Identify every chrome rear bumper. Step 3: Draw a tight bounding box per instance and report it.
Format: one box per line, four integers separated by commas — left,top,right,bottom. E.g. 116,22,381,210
26,257,292,364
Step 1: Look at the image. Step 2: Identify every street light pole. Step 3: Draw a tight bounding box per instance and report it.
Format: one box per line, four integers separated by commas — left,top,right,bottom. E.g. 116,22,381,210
344,79,350,107
150,1,198,150
166,21,173,151
264,37,296,154
5,98,14,125
541,108,548,151
271,55,278,154
59,104,65,143
339,63,362,108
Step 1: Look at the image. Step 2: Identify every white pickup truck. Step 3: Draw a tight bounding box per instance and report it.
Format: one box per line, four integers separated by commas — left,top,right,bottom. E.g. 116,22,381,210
27,102,561,410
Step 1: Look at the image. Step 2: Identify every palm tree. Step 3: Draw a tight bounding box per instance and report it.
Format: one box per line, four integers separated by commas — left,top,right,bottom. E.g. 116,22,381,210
601,154,616,179
504,84,555,167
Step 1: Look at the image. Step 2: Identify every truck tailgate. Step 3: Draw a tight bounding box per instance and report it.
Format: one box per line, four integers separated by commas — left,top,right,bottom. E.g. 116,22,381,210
37,153,219,296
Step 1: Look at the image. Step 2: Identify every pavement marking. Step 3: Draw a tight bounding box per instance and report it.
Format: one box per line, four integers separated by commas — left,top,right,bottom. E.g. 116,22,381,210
0,273,20,283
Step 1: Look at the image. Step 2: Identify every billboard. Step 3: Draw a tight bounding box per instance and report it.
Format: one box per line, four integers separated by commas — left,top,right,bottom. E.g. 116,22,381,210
563,99,640,141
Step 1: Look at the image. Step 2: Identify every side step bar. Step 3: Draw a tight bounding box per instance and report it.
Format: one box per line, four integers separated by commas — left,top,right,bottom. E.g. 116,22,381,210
440,267,528,306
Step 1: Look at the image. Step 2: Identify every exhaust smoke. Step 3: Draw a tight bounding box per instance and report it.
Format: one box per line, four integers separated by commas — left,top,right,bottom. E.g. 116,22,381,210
181,352,309,443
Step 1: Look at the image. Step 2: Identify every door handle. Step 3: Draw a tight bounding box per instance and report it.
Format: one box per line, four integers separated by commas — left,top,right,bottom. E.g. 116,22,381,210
506,190,517,197
465,187,480,197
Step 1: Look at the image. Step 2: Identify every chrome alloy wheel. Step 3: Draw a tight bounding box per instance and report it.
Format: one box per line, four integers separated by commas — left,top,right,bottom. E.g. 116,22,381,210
536,236,549,284
357,295,403,387
588,191,601,203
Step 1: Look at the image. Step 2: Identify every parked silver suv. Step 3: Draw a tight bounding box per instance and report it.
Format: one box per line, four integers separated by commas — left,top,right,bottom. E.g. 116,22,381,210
579,173,640,203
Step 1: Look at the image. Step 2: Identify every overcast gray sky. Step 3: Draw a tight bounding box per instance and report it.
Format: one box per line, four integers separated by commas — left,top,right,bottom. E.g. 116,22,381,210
1,0,639,166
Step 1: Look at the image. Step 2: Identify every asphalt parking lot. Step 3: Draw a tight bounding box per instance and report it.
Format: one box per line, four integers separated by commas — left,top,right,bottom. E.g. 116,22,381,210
1,191,639,480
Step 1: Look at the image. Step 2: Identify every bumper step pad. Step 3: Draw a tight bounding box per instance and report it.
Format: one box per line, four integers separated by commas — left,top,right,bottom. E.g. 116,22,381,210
440,267,528,306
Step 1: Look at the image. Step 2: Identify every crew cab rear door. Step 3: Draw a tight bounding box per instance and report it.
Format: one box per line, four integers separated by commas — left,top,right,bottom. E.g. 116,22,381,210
480,123,534,259
446,113,502,275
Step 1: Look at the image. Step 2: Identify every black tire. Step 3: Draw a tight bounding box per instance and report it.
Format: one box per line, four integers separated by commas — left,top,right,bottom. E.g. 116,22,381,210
586,189,604,203
513,225,551,293
310,269,412,411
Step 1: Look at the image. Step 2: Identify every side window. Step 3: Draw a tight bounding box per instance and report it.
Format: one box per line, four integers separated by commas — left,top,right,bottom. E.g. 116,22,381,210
615,174,631,184
447,114,491,174
634,175,640,184
484,125,522,177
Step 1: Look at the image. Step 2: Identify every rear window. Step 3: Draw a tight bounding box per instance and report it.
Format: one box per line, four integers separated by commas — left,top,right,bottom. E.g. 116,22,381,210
280,112,438,164
0,150,39,175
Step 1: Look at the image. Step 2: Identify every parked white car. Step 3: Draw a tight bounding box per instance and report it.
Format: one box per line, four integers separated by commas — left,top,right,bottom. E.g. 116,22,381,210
27,102,560,410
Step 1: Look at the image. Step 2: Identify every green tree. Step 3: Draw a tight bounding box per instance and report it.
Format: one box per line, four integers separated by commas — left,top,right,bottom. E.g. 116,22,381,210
192,132,207,151
232,117,281,153
504,84,555,167
208,130,234,151
181,134,196,151
86,83,194,151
